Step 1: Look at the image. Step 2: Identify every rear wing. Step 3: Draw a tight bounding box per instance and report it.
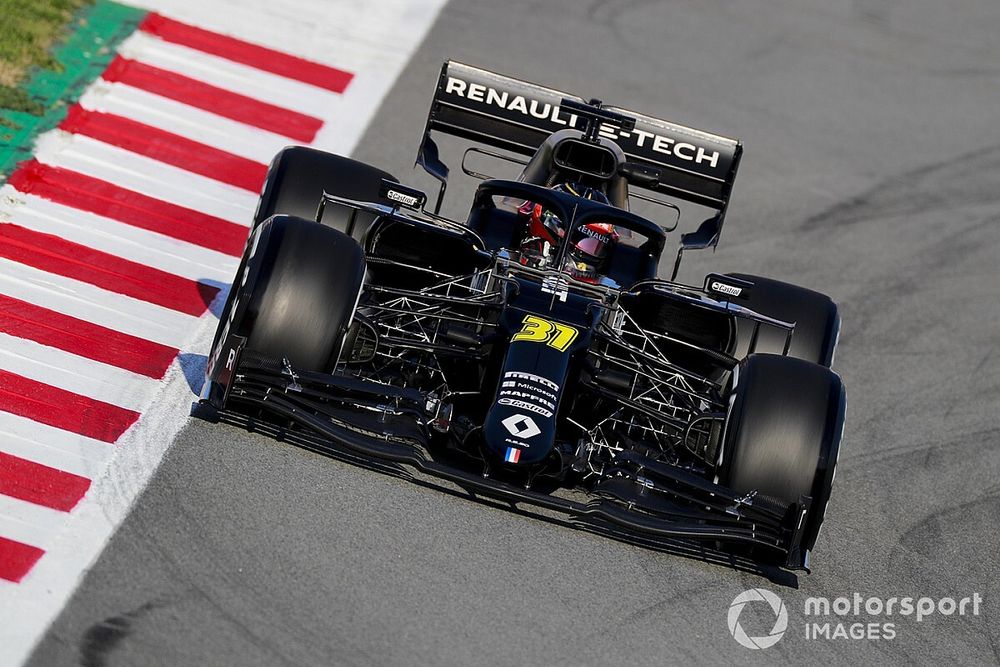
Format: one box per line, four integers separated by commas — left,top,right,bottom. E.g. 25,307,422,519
417,60,743,250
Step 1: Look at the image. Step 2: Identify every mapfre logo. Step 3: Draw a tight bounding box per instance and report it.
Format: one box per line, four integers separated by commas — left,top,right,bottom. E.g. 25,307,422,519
728,588,788,649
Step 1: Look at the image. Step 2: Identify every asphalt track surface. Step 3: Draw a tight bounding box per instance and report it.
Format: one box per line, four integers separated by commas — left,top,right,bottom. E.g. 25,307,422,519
31,0,1000,664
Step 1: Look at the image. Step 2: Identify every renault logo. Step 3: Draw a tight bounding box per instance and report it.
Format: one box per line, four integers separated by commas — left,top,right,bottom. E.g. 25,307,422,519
501,414,541,439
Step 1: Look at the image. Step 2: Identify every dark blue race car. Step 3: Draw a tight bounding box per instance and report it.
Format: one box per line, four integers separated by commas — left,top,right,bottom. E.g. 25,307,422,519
197,61,845,572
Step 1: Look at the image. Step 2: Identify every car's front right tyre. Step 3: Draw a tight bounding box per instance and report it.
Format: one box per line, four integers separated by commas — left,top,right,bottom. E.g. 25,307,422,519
213,214,366,374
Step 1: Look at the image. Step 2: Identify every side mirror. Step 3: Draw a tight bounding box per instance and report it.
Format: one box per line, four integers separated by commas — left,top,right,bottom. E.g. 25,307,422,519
671,215,721,281
679,215,721,250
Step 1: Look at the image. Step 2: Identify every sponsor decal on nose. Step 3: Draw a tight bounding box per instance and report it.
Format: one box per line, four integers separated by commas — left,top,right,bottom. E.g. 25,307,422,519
501,414,542,439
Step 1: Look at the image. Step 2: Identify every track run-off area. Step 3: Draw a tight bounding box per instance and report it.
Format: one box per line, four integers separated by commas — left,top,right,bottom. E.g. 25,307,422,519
0,0,445,662
3,0,999,665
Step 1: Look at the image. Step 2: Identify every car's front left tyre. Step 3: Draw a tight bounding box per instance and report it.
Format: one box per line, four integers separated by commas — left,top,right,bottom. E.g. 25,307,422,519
721,353,846,555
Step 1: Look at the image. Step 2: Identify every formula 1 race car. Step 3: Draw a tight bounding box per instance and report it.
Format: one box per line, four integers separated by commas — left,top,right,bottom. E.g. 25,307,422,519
196,61,845,572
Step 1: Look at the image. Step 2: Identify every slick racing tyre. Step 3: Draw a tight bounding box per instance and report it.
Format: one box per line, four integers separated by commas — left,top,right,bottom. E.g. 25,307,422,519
722,353,846,552
253,146,399,241
726,273,840,367
219,214,365,372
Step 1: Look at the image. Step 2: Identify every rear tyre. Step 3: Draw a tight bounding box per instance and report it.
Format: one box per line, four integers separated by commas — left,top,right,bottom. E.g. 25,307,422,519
722,354,845,552
254,146,399,241
726,273,840,367
220,215,365,372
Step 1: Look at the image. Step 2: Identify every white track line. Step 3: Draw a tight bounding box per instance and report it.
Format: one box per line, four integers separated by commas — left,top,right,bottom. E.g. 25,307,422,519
34,132,257,226
0,189,239,284
0,333,155,412
0,497,71,550
0,414,115,480
120,32,343,118
0,259,197,349
79,81,293,165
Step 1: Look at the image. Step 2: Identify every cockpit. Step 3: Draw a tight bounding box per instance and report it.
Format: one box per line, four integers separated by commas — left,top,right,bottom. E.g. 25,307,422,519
467,129,664,289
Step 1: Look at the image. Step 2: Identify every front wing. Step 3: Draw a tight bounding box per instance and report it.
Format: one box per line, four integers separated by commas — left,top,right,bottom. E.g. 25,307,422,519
195,336,815,572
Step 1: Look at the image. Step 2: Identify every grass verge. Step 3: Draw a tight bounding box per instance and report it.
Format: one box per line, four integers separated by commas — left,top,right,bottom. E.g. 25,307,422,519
0,0,92,112
0,0,145,179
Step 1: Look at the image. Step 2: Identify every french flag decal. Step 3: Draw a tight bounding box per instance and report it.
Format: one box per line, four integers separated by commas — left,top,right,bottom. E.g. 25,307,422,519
504,447,521,464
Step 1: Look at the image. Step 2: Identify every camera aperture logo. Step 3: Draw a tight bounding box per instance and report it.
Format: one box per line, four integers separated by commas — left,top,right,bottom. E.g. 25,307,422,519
728,588,788,649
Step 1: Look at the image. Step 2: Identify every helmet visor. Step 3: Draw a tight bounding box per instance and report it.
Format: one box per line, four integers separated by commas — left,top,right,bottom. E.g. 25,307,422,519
574,235,609,260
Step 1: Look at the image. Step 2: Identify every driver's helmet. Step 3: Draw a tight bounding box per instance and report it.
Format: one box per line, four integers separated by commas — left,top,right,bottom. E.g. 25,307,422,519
517,182,619,281
568,220,618,282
